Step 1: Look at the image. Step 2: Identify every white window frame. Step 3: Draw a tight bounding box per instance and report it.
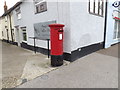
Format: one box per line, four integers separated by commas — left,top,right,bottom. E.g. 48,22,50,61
113,20,120,40
17,13,21,20
34,0,47,14
21,27,27,42
5,16,8,22
89,0,104,17
16,7,21,20
2,31,4,37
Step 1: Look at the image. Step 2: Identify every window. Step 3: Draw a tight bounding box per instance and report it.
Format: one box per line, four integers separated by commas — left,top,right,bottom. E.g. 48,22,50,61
5,26,7,28
16,7,21,20
89,0,104,16
5,16,7,22
12,29,15,41
2,31,4,36
34,0,47,13
118,21,120,38
21,27,27,41
113,21,120,39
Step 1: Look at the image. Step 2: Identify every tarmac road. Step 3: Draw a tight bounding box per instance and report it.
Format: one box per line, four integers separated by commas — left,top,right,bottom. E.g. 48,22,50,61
17,44,119,88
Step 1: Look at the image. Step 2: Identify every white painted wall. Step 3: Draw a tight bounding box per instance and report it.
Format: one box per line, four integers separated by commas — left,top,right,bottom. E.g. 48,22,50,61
1,16,8,40
70,1,106,51
10,12,17,42
6,15,12,41
56,2,71,53
13,0,108,53
13,0,71,53
0,12,16,42
0,17,3,40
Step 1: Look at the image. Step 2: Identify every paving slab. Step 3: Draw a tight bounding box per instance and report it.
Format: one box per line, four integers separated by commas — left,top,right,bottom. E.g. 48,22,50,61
1,41,69,88
0,41,2,90
97,44,119,58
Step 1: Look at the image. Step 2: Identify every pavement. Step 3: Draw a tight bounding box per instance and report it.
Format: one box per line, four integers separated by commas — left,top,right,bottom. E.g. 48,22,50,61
0,41,2,89
1,41,69,88
17,44,119,88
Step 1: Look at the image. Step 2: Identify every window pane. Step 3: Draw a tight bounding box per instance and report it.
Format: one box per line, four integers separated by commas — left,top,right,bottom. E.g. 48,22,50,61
5,16,7,21
35,1,47,13
90,0,94,13
113,21,117,39
2,31,4,36
22,28,27,41
89,0,103,16
17,13,21,19
23,33,27,41
95,0,99,14
36,5,39,13
117,21,120,38
119,10,120,18
99,0,103,16
40,4,44,11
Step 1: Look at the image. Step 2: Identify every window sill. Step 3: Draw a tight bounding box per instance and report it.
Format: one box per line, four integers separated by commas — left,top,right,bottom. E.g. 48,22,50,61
89,12,104,17
22,41,27,43
17,18,21,20
35,10,47,15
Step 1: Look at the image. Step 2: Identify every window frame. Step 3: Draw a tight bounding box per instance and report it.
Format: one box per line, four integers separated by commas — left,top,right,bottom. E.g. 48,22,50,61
5,16,8,22
88,0,104,17
113,20,120,39
17,13,21,20
2,31,4,37
16,7,21,20
21,27,27,42
34,0,47,14
12,29,15,41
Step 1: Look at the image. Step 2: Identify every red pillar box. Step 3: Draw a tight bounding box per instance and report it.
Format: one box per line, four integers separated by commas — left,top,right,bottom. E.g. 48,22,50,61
49,24,65,67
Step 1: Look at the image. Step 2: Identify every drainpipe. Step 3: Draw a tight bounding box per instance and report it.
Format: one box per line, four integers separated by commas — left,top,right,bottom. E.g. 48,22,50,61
9,14,13,42
103,0,108,48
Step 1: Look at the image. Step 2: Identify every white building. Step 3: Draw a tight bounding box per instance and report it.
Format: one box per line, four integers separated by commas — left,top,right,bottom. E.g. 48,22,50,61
105,0,120,48
1,0,119,61
11,0,107,61
0,2,21,45
0,17,3,40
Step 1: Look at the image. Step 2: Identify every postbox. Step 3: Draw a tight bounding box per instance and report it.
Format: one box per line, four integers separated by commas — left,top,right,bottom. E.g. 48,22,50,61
49,24,65,67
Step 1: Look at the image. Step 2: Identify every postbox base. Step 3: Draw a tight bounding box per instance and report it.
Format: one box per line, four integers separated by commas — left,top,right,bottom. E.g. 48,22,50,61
51,55,63,67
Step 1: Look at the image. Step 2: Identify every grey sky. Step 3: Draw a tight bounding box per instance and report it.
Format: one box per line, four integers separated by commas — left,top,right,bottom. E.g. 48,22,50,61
0,0,20,16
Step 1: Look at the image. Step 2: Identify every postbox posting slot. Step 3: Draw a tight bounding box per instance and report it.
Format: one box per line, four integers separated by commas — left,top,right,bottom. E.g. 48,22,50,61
58,30,63,32
58,28,63,32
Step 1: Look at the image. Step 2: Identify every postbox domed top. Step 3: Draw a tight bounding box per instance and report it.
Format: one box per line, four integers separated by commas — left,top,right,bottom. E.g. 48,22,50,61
49,24,65,27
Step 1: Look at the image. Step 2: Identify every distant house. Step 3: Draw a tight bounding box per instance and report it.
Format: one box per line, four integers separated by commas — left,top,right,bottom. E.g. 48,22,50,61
0,1,22,45
1,0,119,61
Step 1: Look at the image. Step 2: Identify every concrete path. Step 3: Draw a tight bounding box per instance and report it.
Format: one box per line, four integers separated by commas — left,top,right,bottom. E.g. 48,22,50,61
17,44,118,88
1,41,69,88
